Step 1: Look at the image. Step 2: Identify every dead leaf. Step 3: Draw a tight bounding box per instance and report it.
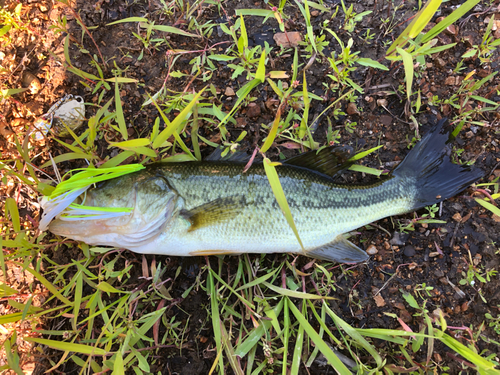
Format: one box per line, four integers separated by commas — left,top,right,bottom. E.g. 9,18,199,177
374,294,386,307
273,32,302,48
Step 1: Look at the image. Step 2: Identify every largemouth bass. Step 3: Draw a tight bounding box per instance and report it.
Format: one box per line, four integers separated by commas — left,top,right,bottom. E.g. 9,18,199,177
42,120,482,263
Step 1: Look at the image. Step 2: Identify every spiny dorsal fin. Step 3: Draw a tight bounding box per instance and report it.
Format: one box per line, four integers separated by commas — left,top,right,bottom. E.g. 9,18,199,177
205,147,261,164
283,145,354,177
183,196,247,232
306,234,368,263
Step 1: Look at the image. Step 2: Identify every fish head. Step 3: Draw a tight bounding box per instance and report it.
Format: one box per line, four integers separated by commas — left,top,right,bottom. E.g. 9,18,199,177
49,173,181,249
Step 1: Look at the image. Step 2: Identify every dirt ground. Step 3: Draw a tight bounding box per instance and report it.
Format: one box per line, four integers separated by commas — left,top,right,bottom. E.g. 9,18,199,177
1,0,500,373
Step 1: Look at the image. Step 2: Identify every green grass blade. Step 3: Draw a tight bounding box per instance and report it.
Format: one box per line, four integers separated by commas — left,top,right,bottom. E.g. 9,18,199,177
107,17,148,25
475,198,500,216
348,164,383,177
191,105,202,161
409,0,442,38
220,321,244,375
5,198,20,233
24,337,106,355
40,153,98,168
356,58,389,71
235,268,279,292
386,0,442,56
234,321,271,358
111,351,124,375
51,164,144,198
0,312,24,324
397,47,414,100
235,9,274,17
210,269,255,309
152,89,205,149
324,302,383,367
100,151,136,168
255,49,266,82
421,0,480,43
306,300,343,347
19,265,72,306
149,24,201,38
114,78,128,140
109,138,151,148
260,105,282,154
290,300,305,375
263,158,304,251
0,283,17,297
207,270,224,374
218,79,261,128
291,48,299,85
348,145,383,161
72,271,83,331
3,338,24,375
262,282,332,299
282,297,290,375
104,77,138,83
439,332,497,372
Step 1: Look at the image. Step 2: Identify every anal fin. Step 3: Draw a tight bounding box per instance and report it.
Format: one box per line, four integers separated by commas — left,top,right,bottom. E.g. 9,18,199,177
306,235,369,263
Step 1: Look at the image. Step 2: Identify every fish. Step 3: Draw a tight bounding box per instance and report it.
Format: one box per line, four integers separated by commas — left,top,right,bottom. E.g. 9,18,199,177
43,119,483,263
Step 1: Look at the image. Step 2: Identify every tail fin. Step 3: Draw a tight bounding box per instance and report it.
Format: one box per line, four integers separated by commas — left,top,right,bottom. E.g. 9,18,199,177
394,119,483,208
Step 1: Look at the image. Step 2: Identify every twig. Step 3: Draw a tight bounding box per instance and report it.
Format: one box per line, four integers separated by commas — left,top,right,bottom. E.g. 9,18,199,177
374,263,411,296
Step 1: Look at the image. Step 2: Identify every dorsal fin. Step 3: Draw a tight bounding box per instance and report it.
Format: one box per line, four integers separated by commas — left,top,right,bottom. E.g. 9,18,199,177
283,145,354,177
205,147,261,164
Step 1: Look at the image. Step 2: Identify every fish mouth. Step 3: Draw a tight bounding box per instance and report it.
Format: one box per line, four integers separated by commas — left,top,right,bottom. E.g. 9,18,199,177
48,217,118,243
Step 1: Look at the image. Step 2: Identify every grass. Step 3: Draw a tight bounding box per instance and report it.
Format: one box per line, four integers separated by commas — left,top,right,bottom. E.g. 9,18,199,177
1,0,500,373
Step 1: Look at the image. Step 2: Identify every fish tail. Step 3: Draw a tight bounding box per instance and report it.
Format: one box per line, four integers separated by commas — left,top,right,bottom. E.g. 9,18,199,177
393,119,483,208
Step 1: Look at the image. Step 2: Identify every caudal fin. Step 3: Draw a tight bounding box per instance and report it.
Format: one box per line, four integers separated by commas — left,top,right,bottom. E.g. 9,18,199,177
394,119,483,208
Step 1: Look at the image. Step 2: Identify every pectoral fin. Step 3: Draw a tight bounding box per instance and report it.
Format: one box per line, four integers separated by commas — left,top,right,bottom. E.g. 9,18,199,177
307,235,369,263
183,196,247,232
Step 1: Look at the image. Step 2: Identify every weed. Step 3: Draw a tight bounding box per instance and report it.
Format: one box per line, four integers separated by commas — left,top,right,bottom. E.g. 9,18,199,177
485,309,500,336
340,0,372,33
218,16,271,81
379,0,406,37
396,203,446,233
300,33,329,58
459,251,497,303
324,31,388,94
0,3,28,45
361,28,375,44
462,16,500,64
